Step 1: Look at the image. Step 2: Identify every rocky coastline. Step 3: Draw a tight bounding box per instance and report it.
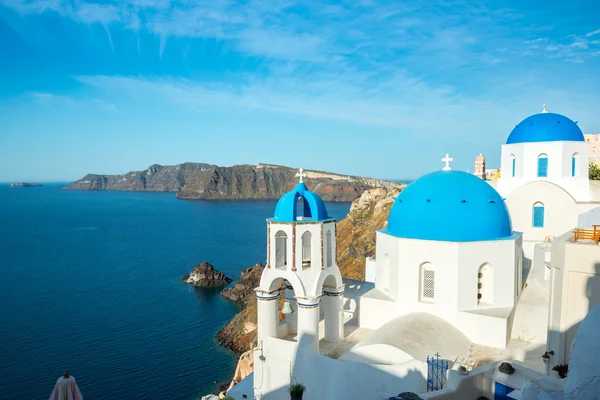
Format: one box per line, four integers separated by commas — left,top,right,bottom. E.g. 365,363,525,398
63,162,403,202
182,261,232,287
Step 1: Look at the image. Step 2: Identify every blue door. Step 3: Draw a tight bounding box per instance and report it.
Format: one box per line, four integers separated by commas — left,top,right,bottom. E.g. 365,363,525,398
495,382,515,400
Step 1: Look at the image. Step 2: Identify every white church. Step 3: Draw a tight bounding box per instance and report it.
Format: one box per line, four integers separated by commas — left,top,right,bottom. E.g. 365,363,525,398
224,108,600,400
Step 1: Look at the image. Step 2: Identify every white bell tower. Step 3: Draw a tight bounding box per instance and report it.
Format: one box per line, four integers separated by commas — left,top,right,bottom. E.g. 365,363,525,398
255,169,345,357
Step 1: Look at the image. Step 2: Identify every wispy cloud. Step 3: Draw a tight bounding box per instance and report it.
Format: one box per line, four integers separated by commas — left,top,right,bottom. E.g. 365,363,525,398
30,91,117,111
4,0,600,135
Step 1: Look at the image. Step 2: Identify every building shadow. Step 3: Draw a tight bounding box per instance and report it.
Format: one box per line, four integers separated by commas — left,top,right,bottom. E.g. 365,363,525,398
256,333,434,400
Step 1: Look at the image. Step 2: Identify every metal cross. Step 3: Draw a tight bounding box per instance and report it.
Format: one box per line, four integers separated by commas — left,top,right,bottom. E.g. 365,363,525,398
296,168,307,183
442,154,453,171
542,104,548,113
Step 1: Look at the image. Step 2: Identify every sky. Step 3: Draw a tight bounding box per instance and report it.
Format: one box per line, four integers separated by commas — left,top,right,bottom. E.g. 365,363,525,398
1,0,600,182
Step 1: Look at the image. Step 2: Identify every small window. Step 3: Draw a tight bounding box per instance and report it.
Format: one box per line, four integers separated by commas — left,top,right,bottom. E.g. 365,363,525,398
533,203,545,228
511,155,516,177
537,155,548,177
572,153,579,177
420,263,435,302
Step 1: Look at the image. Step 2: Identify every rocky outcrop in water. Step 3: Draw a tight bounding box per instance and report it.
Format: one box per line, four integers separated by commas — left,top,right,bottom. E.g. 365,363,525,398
64,163,403,202
182,261,232,287
221,263,264,306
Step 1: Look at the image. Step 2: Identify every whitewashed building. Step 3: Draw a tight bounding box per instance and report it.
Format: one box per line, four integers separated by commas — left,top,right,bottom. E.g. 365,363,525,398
223,108,600,400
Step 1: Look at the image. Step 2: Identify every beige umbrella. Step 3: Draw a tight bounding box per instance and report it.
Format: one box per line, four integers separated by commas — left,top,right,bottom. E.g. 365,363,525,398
49,370,83,400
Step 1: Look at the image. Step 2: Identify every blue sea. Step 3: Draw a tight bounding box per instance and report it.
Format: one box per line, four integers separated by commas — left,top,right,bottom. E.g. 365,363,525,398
0,184,350,400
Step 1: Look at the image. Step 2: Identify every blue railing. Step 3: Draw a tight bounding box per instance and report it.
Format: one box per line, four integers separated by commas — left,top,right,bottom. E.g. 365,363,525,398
427,353,448,392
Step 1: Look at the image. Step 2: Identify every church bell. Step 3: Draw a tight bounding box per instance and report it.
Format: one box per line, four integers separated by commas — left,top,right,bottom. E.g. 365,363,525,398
281,301,294,315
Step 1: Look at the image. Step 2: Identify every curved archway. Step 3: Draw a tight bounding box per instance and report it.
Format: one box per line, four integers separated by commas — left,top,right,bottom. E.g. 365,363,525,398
259,270,307,299
419,262,435,302
532,201,545,228
274,230,288,269
301,231,312,269
572,152,579,177
537,153,548,177
312,269,343,296
478,263,493,305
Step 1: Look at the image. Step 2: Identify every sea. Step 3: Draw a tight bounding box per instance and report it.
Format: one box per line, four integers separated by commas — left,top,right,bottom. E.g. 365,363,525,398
0,184,350,400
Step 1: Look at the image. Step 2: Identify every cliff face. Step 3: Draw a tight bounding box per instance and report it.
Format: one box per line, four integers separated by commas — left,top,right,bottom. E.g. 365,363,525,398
336,187,402,280
216,264,265,353
64,163,402,202
215,187,402,354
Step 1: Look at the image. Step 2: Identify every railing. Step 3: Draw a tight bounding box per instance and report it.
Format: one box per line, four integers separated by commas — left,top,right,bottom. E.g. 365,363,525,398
573,225,600,244
426,353,448,392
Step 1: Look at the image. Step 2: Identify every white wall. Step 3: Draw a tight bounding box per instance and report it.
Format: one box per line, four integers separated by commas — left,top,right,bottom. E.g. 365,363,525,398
252,337,428,400
547,235,600,373
370,232,521,348
456,237,521,310
360,293,515,348
365,256,376,283
498,141,589,201
504,181,579,242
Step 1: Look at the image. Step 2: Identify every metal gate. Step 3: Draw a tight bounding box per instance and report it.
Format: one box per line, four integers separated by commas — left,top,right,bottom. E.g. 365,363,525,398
427,353,449,392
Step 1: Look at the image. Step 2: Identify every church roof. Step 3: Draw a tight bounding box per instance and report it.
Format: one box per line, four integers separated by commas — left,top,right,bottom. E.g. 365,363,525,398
385,170,513,242
271,182,331,222
506,111,584,144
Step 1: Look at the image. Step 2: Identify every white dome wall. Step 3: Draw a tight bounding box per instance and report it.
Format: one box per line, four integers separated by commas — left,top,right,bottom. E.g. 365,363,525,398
498,141,589,201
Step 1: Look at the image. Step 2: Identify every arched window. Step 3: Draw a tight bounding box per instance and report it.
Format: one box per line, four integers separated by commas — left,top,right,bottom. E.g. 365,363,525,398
420,262,435,302
382,253,391,292
275,231,287,269
537,154,548,177
511,154,516,177
326,230,333,268
532,202,545,228
477,263,493,305
301,231,312,269
572,153,579,177
295,196,311,221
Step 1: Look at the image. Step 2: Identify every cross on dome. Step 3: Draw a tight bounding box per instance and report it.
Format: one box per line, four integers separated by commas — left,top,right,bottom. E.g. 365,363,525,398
542,104,548,113
442,153,453,171
296,168,307,183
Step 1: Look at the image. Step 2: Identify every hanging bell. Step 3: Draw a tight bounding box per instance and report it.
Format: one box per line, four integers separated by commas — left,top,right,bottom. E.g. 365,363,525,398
281,301,294,315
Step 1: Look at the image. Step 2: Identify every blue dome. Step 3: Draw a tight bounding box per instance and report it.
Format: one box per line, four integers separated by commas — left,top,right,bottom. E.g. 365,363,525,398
272,183,330,222
506,112,584,144
386,171,513,242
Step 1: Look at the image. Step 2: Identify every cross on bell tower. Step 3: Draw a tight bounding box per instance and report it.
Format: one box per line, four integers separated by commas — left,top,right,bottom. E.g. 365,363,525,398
296,168,307,183
442,153,454,171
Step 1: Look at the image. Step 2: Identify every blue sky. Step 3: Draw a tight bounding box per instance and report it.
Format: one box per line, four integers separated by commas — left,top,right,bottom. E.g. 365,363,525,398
1,0,599,182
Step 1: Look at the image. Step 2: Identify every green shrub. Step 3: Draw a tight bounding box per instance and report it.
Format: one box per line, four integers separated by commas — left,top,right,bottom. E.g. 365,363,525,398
589,163,600,180
289,382,306,396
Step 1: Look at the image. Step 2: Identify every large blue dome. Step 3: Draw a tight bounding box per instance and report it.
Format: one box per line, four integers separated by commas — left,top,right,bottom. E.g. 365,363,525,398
386,171,513,242
506,112,584,144
272,182,330,222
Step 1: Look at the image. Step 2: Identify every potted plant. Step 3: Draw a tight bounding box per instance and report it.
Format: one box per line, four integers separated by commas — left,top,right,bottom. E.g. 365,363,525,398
552,364,569,379
289,382,306,400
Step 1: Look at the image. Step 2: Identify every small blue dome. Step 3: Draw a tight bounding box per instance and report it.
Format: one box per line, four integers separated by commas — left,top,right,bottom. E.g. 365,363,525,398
506,112,584,144
272,183,330,222
386,171,513,242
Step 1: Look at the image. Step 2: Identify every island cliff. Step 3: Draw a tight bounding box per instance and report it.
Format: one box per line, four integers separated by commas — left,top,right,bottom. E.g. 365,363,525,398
64,163,402,202
215,187,403,353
